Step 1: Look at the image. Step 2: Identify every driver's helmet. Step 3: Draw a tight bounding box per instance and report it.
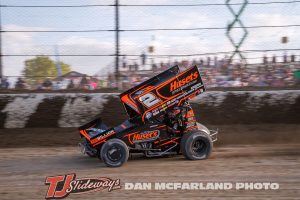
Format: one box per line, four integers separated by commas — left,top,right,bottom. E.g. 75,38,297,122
168,107,181,118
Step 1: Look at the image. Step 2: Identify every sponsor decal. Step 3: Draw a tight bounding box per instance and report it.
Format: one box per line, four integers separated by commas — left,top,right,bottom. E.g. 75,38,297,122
170,72,199,92
152,108,160,116
134,90,144,96
96,130,115,140
45,173,121,199
126,130,160,144
145,112,153,119
191,82,203,90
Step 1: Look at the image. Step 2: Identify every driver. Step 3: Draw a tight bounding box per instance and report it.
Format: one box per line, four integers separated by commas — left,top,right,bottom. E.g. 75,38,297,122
165,107,181,130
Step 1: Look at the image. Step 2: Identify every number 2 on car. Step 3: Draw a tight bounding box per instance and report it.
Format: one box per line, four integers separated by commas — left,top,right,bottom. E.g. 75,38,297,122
139,93,161,108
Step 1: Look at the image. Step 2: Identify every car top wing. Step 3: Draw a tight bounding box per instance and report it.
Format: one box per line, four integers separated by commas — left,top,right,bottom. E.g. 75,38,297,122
120,65,205,122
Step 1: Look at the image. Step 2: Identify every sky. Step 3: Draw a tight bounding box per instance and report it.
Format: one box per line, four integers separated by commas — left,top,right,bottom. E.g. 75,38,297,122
2,0,300,77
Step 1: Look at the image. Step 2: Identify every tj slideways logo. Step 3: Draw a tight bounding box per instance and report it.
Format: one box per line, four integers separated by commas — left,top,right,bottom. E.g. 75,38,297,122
45,173,121,199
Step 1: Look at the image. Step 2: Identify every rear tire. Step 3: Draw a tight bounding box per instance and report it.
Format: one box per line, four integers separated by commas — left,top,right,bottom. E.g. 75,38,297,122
181,130,212,160
100,139,129,167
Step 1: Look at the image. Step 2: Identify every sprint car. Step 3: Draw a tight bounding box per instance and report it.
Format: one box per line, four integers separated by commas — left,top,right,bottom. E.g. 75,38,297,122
78,65,218,167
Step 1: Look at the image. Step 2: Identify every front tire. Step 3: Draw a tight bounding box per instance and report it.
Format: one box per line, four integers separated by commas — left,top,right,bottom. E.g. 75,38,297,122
100,139,129,167
181,130,213,160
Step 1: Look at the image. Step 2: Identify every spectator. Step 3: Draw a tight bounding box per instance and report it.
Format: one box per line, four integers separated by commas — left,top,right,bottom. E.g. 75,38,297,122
80,75,89,89
291,54,295,63
152,63,158,71
207,57,211,66
90,79,97,90
67,79,75,89
128,64,133,71
42,78,53,90
272,54,277,64
263,54,268,65
15,78,26,89
140,52,146,66
134,62,139,71
199,59,204,67
283,53,287,63
173,60,179,67
1,77,9,89
122,56,127,69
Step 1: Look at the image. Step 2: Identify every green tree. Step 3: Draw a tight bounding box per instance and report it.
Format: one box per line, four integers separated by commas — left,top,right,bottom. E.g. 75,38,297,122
22,56,71,85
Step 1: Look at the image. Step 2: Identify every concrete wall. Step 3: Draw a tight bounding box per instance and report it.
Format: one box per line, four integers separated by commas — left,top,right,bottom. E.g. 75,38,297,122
0,90,299,128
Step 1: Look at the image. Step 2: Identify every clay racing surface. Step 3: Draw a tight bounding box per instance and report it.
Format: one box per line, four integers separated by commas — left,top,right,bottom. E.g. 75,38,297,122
0,125,300,199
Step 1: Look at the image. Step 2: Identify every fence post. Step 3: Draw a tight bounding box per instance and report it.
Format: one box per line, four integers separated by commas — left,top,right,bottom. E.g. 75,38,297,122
115,0,120,89
0,0,3,79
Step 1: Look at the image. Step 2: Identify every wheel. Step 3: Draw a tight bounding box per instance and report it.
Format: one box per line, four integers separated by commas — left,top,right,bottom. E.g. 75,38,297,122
180,130,213,160
100,139,129,167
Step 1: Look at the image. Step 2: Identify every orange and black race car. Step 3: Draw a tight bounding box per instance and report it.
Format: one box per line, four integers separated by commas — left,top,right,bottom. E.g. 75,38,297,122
78,65,218,167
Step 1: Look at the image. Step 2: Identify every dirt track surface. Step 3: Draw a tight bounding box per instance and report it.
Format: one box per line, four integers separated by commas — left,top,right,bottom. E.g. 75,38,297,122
0,144,299,200
1,124,300,148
